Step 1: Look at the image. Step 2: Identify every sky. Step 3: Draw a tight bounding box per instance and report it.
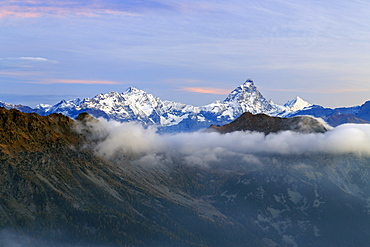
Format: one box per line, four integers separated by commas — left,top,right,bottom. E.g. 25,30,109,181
1,0,370,108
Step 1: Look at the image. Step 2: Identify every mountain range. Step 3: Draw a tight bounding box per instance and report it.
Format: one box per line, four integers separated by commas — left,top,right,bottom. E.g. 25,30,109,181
2,78,369,132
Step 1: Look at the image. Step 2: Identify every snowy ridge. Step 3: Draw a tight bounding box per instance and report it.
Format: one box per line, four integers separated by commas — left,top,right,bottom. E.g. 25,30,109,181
1,79,313,132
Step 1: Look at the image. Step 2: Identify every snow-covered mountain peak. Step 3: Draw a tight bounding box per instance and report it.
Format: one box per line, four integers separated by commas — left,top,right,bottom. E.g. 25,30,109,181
284,96,312,112
235,78,257,93
223,78,260,103
124,86,145,95
36,103,52,111
243,78,255,87
214,78,283,119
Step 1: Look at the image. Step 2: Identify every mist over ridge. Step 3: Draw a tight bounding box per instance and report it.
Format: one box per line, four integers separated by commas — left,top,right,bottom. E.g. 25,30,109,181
2,107,370,246
77,115,370,169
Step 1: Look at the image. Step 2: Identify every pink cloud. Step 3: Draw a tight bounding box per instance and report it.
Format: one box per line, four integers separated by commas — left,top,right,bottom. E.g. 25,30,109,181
21,79,120,85
0,2,139,18
0,8,42,18
179,87,231,95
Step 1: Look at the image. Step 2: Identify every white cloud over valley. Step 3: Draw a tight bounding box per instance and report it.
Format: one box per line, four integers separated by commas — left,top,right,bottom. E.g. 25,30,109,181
77,118,370,168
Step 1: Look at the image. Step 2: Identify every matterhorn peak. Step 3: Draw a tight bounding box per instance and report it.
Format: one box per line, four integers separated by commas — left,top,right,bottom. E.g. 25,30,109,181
243,78,254,86
237,78,256,92
223,78,260,103
239,78,258,90
219,78,282,116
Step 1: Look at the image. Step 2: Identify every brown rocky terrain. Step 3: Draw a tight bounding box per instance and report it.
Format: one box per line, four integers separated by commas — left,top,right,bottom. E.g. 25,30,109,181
208,112,329,134
0,107,262,246
2,108,370,247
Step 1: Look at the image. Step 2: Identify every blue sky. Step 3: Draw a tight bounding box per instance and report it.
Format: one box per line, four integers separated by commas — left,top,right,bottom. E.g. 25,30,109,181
1,0,370,107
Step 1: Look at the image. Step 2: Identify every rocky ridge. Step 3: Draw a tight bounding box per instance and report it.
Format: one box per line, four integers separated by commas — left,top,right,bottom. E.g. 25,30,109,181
209,112,329,134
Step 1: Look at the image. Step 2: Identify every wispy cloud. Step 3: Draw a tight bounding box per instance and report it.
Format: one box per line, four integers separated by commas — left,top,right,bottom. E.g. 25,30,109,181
18,56,49,61
263,87,370,94
18,79,120,85
0,71,41,76
179,87,231,95
1,56,56,63
45,79,120,85
0,1,139,18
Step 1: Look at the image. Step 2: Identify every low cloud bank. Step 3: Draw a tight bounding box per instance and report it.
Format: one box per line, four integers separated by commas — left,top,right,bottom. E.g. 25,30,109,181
77,119,370,167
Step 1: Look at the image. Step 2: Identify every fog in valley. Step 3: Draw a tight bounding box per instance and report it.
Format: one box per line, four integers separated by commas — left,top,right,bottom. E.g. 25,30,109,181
3,117,370,247
78,118,370,168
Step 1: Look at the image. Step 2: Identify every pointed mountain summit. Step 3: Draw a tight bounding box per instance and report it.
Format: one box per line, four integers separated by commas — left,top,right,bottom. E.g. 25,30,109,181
284,96,312,112
222,78,282,117
223,78,259,103
124,86,146,95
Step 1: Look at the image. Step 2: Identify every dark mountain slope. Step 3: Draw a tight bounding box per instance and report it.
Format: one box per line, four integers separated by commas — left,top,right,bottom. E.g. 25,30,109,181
0,108,263,247
2,108,370,246
211,154,370,247
209,112,328,134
